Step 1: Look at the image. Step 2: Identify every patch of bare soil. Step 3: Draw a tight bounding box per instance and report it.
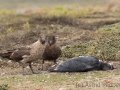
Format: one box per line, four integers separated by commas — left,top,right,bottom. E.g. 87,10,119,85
0,60,119,75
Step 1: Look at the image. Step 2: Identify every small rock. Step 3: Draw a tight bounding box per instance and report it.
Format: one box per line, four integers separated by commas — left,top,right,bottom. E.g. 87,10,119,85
1,72,5,76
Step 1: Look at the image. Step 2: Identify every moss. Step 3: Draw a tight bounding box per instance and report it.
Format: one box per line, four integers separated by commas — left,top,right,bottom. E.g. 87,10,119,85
96,23,120,33
62,43,88,58
62,33,120,61
0,84,9,90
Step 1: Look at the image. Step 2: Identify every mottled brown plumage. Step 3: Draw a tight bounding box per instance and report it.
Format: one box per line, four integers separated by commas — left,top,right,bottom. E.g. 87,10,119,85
0,50,14,59
0,34,46,75
10,46,31,61
42,35,61,70
0,48,30,60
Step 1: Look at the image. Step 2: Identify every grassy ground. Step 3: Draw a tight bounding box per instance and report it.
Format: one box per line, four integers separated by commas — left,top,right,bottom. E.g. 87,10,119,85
0,0,120,90
0,63,120,90
0,0,107,9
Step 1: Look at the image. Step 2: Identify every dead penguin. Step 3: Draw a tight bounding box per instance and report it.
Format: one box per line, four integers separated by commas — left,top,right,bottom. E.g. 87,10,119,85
49,55,114,72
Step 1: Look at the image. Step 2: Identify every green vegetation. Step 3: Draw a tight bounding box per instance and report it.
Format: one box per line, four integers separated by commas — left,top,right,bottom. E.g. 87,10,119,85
0,84,9,90
97,23,120,33
62,33,120,60
0,9,15,15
